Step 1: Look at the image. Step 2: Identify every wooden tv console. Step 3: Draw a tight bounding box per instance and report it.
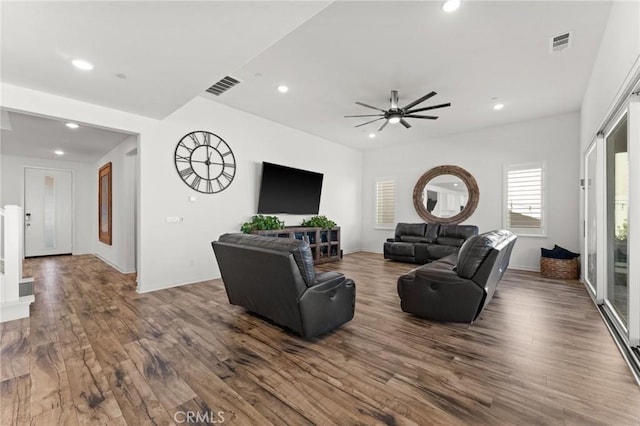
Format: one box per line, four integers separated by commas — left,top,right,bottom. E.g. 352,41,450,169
252,226,341,264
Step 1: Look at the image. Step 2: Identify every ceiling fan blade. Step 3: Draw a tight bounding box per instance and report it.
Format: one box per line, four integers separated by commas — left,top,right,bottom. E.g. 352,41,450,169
390,90,399,109
355,101,387,113
401,91,437,110
406,102,451,114
378,120,389,132
404,114,438,120
355,117,385,128
344,114,385,118
400,118,412,128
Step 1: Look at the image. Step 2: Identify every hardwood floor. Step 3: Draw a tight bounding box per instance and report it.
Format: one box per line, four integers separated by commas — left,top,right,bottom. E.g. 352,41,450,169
1,252,639,425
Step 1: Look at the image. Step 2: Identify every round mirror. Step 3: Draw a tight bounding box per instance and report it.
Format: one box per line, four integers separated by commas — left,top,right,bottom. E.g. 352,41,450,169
413,165,479,224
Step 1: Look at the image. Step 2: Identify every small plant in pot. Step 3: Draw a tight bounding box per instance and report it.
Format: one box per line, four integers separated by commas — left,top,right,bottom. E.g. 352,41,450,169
301,215,337,229
240,215,285,234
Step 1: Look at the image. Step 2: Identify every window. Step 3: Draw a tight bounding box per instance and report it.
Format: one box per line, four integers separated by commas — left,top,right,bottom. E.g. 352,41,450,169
504,162,545,235
375,178,396,229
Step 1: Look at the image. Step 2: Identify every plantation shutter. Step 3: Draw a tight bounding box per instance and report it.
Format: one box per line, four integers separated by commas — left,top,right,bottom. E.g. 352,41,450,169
375,178,396,228
505,164,544,232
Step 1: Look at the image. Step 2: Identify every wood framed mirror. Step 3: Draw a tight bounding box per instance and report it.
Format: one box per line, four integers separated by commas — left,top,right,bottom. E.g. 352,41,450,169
98,162,112,245
412,165,479,224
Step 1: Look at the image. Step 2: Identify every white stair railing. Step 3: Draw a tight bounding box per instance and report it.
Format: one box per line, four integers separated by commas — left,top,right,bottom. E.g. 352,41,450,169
0,205,34,322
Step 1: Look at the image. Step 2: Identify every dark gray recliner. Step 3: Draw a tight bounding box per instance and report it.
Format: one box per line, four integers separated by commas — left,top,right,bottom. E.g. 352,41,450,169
212,233,355,338
397,230,517,323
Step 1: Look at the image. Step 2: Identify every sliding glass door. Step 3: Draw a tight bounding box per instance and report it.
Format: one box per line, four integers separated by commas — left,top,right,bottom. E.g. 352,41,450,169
584,142,598,295
585,80,639,373
605,112,629,329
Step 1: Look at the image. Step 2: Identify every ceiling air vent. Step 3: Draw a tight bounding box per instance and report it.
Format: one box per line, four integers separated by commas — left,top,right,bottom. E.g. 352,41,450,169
206,76,241,96
550,32,572,53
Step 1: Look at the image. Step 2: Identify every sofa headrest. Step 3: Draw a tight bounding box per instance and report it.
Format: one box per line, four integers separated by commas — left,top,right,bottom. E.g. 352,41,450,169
218,233,315,285
436,237,465,247
456,230,514,279
395,223,427,239
438,224,479,240
425,223,440,242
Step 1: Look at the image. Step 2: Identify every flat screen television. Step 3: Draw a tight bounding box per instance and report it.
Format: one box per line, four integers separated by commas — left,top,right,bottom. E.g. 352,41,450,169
257,162,323,214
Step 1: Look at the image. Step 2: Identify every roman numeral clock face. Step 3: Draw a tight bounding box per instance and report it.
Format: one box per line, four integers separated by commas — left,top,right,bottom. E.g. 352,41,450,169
174,131,236,194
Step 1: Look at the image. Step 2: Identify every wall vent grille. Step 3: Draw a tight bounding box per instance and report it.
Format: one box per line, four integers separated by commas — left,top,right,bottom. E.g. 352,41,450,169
550,32,572,53
206,76,241,96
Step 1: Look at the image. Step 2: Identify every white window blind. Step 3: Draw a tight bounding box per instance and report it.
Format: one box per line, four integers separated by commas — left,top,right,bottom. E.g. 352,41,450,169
505,163,545,234
375,178,396,229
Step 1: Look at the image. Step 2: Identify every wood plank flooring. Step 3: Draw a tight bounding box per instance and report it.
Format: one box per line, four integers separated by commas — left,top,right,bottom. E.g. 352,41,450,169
1,252,639,425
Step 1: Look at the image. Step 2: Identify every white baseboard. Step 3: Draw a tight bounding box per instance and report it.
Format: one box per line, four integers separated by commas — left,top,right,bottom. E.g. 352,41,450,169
137,275,218,294
341,248,362,255
509,264,540,272
0,295,35,323
93,253,136,274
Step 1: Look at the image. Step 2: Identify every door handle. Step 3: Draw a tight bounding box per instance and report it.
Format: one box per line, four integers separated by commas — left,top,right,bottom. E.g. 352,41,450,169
25,223,31,227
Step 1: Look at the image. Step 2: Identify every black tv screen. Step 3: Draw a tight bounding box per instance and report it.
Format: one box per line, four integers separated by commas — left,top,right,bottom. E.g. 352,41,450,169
257,162,323,214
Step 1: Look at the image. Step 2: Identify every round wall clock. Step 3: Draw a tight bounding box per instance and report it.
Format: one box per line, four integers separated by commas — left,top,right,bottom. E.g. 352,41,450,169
174,130,236,194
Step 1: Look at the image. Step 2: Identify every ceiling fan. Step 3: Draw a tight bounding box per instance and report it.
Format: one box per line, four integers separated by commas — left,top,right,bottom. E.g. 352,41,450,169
345,90,451,132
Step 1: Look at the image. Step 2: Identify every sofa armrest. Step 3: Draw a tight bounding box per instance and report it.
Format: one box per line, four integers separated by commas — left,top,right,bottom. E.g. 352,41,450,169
386,238,396,242
311,271,345,290
299,275,355,337
397,269,484,323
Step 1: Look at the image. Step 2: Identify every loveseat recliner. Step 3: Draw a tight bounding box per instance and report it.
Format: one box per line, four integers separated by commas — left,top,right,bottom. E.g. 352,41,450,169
212,233,355,338
384,223,479,264
397,230,517,323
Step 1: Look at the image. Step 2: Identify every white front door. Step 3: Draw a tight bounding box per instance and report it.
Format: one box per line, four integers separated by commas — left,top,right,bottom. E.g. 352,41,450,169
24,168,73,257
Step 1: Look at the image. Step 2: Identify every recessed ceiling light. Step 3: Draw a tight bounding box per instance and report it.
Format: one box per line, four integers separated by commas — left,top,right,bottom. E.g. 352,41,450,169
368,133,376,139
442,0,461,13
453,183,459,186
54,150,64,156
277,85,289,93
71,58,94,71
65,122,79,129
493,103,505,111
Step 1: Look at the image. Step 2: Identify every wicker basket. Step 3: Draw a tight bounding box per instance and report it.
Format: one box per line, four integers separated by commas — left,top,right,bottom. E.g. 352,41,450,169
540,256,579,280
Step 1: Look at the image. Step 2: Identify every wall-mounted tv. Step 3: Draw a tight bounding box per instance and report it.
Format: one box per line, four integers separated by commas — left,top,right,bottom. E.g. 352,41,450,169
257,162,323,214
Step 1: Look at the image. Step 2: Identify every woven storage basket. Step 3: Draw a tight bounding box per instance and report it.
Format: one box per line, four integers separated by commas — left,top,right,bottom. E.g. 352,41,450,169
540,256,579,279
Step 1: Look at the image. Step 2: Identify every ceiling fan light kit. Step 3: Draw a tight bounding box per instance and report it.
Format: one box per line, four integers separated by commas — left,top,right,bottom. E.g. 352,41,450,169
442,0,461,13
345,89,451,132
388,114,401,124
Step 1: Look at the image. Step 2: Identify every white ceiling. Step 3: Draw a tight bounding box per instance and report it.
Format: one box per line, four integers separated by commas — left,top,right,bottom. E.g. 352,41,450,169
1,1,331,119
211,1,612,149
1,110,132,163
1,1,613,151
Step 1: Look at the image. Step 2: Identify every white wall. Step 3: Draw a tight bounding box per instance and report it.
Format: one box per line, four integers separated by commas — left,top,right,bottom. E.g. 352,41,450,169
0,154,94,255
580,1,640,153
94,136,138,273
138,97,363,291
361,112,580,271
1,84,363,292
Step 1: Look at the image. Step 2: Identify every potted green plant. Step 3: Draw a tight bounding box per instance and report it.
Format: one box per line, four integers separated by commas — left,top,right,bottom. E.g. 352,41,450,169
301,215,337,229
240,215,285,234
